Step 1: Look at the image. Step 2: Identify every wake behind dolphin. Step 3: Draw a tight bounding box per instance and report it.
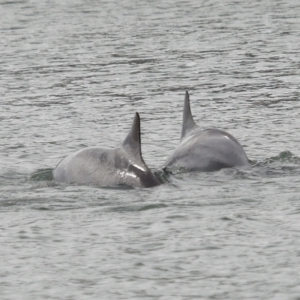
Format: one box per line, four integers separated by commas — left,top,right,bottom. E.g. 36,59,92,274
164,91,250,172
53,113,161,188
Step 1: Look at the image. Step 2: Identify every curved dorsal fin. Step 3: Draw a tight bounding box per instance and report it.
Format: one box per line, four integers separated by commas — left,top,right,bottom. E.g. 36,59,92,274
122,112,142,157
181,91,196,139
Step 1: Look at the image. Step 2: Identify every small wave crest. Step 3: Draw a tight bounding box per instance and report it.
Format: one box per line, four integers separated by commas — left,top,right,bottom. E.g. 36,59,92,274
262,151,300,165
232,151,300,179
30,168,53,181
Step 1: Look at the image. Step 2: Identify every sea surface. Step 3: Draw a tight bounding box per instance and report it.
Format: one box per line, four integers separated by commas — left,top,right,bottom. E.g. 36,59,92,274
1,0,300,299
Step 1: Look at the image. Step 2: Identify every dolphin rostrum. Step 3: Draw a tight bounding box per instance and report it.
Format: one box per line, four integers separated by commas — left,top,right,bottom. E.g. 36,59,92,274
164,91,250,172
53,112,161,188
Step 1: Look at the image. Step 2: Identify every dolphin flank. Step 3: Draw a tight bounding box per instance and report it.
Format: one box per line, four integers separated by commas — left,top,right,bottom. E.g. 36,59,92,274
53,112,161,188
164,91,250,172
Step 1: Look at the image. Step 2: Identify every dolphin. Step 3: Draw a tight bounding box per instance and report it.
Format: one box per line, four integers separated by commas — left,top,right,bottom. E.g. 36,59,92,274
53,112,161,188
164,91,250,172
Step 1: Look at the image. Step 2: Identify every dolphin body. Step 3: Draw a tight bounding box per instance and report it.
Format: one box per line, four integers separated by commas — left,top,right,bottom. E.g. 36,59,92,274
164,91,250,172
53,113,161,188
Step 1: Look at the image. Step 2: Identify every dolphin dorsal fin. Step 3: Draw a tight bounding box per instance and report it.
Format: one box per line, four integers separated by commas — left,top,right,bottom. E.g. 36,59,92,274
181,91,196,140
122,112,142,157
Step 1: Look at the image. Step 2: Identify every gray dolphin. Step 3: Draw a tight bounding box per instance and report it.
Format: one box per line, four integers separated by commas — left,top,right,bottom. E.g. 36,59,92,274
164,91,250,172
53,113,161,188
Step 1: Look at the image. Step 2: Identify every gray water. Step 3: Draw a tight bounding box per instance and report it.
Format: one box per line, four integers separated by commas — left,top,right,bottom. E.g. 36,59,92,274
1,0,300,299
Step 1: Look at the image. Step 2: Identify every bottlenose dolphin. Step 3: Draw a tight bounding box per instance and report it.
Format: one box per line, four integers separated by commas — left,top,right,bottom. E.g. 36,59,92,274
164,91,250,172
53,113,161,188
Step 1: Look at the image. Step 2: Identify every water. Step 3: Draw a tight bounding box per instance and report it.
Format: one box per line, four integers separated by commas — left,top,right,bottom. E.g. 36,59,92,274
1,0,300,299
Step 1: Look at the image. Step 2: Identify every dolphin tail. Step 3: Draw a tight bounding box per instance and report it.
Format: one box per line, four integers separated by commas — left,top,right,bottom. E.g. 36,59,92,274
181,90,196,140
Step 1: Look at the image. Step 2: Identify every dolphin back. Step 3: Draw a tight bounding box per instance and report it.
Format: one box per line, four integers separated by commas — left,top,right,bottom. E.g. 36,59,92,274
165,91,250,173
53,112,161,188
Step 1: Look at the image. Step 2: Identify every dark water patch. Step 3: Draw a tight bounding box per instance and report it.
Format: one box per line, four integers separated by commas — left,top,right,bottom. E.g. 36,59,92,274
173,200,239,208
3,26,26,31
108,202,167,213
220,217,233,221
0,0,26,5
129,59,156,65
137,203,168,211
30,168,53,181
163,165,191,176
264,151,300,165
221,167,254,180
5,143,26,150
236,214,257,221
154,169,170,185
240,198,258,203
166,214,187,219
253,96,300,108
245,52,256,57
30,202,85,211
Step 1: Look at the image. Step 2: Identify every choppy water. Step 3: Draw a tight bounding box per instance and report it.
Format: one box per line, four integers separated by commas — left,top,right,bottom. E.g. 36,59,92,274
1,0,300,299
